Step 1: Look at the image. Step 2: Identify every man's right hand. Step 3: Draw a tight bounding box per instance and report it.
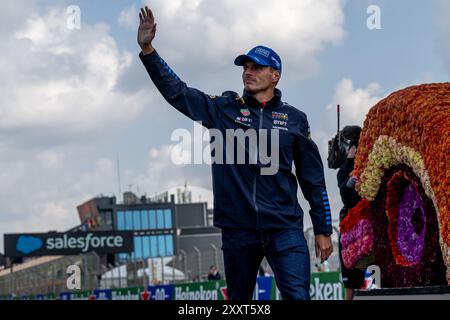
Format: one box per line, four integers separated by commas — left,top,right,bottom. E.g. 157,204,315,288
347,145,357,159
138,6,157,55
315,234,333,263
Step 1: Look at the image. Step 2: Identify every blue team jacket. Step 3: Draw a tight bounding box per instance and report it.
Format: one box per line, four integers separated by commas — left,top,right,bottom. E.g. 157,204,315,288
140,51,332,235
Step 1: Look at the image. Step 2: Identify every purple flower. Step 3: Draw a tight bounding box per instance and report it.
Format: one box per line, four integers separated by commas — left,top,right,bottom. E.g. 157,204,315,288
396,183,426,264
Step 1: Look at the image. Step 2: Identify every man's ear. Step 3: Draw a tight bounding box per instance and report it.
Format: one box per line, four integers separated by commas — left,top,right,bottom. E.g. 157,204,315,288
272,71,281,83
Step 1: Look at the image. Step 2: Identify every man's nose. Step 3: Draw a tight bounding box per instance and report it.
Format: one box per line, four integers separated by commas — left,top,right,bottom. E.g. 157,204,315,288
244,69,254,77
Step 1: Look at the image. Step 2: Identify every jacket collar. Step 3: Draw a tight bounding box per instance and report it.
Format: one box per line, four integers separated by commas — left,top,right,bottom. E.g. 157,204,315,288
243,88,283,109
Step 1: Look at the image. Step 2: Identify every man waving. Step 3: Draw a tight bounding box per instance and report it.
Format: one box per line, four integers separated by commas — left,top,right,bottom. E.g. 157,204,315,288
138,6,333,300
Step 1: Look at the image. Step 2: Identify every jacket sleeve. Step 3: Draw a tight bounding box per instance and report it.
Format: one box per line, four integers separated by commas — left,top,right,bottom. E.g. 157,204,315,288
139,51,221,128
293,113,333,235
337,158,361,209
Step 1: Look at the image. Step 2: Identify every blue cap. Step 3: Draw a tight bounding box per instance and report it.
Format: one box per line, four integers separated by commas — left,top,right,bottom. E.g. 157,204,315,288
234,45,282,73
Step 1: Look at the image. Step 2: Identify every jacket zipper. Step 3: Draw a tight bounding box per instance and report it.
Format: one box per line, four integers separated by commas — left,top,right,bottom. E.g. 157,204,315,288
254,107,264,229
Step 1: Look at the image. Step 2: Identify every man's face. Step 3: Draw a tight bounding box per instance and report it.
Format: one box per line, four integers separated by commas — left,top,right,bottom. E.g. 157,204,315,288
242,61,280,94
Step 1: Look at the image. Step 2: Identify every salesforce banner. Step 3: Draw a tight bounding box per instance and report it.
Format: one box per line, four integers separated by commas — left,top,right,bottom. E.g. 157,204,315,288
3,231,134,257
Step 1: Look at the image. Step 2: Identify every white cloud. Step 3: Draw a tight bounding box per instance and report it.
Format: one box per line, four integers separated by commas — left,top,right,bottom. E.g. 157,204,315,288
318,78,385,161
325,78,383,127
0,3,156,250
118,4,138,29
0,0,36,36
144,0,346,83
37,150,66,169
0,144,118,246
134,141,211,196
0,7,145,137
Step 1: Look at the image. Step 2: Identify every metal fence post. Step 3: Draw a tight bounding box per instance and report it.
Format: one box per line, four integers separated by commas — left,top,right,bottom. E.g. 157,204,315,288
193,246,201,281
51,264,56,295
172,255,175,283
10,263,15,296
210,244,219,271
179,249,187,280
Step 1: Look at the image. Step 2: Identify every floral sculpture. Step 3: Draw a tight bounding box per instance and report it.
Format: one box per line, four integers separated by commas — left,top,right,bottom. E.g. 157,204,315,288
340,83,449,287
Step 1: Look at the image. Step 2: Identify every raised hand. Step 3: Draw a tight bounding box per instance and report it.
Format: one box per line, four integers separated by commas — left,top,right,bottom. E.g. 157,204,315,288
138,6,157,54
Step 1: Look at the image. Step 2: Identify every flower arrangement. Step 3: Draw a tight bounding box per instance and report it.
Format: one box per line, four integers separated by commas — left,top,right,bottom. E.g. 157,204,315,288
340,199,374,269
340,83,450,287
386,171,426,267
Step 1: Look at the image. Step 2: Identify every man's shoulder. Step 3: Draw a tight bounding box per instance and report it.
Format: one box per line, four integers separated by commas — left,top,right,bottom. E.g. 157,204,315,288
279,102,309,122
221,90,239,98
221,91,246,104
208,91,244,107
279,102,312,138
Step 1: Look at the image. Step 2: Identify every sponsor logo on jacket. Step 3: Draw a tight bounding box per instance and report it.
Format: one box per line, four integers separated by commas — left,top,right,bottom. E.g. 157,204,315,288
272,112,288,121
240,108,251,117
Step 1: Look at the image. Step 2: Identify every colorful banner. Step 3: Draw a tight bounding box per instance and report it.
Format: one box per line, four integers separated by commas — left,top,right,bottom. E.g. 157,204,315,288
173,280,227,300
309,272,344,300
6,272,344,300
270,272,344,300
93,289,112,300
35,293,57,300
148,284,174,300
111,287,145,300
59,290,91,300
253,276,273,300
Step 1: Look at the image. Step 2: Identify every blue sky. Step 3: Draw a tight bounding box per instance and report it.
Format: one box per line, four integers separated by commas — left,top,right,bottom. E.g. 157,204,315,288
0,0,448,249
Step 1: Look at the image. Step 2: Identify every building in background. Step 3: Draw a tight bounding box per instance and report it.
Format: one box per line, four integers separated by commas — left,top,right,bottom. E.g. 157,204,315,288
79,186,221,274
0,186,223,297
148,184,214,209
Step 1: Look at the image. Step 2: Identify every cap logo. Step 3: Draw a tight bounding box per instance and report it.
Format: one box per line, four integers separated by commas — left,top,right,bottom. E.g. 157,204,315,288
255,47,270,58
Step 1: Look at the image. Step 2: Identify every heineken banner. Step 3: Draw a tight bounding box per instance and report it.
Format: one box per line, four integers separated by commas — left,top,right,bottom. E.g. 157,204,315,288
174,280,227,300
111,287,145,300
270,272,344,300
60,290,92,300
309,271,344,300
60,287,147,300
